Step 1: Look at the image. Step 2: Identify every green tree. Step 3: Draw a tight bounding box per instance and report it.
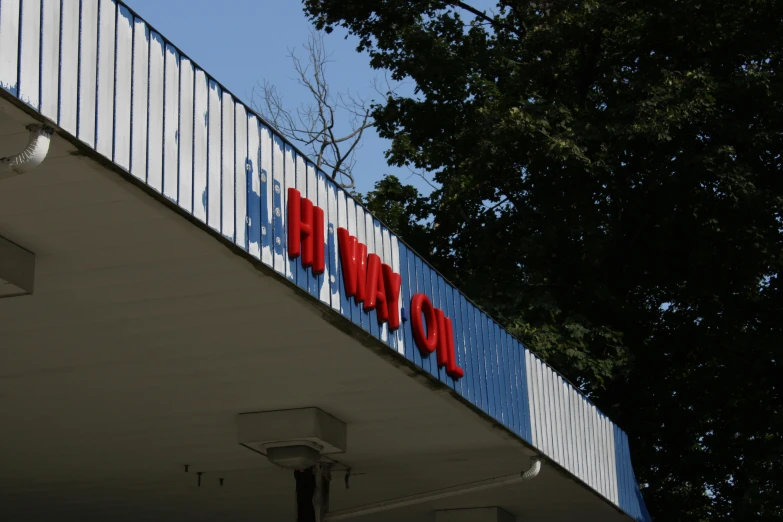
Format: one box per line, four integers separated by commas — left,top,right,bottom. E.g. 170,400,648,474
305,1,783,520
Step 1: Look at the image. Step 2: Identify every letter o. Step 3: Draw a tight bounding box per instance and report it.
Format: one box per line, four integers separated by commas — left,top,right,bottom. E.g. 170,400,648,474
411,293,438,354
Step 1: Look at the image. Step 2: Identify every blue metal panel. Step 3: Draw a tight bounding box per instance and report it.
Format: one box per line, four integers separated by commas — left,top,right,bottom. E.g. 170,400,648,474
457,293,472,402
431,273,446,383
446,286,459,392
472,306,486,412
498,325,510,428
490,320,504,426
478,311,492,416
424,265,440,379
503,331,516,433
486,315,500,420
614,423,628,514
399,243,416,364
414,256,430,374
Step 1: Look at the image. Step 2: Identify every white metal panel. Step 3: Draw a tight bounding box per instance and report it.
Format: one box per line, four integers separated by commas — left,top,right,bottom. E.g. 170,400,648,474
390,235,404,355
18,0,40,108
130,17,149,179
570,386,584,482
259,124,273,266
178,58,195,213
78,0,99,146
601,414,613,501
533,357,545,453
146,32,164,192
192,68,208,222
95,0,116,158
326,177,340,311
584,397,597,497
590,404,603,498
595,411,609,498
113,6,133,170
559,379,572,476
528,352,539,449
345,197,357,315
306,161,318,295
606,415,619,504
246,114,261,259
40,0,61,120
163,44,180,201
354,203,367,320
271,135,285,273
235,104,248,250
0,0,20,94
221,91,235,239
207,79,221,230
545,365,558,461
317,169,330,305
337,189,350,316
376,221,388,343
283,144,297,282
58,0,79,134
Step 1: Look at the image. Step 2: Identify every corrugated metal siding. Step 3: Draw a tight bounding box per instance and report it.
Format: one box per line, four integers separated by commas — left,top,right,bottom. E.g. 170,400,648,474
0,2,650,519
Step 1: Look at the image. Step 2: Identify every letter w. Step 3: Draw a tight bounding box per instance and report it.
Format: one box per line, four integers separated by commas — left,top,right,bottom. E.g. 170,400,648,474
337,227,367,303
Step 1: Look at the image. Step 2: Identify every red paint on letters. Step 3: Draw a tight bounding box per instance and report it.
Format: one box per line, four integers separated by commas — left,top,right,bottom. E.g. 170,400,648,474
337,228,367,303
287,188,324,274
411,292,464,380
337,228,402,330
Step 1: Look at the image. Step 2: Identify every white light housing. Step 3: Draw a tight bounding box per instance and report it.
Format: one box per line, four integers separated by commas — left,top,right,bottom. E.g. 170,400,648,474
238,408,347,469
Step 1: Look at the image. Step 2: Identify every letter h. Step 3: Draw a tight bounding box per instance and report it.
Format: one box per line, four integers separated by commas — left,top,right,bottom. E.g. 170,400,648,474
287,188,324,274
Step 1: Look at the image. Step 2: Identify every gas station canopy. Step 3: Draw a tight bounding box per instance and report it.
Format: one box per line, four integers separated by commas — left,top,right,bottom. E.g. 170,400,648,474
0,1,651,520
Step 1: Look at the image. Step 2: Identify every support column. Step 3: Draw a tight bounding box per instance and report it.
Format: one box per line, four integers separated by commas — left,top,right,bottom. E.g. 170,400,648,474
295,464,332,522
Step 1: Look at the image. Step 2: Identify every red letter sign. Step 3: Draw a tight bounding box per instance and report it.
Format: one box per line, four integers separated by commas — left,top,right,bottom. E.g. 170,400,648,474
287,188,324,274
363,253,389,324
337,228,367,303
411,293,437,354
337,227,402,330
411,293,464,380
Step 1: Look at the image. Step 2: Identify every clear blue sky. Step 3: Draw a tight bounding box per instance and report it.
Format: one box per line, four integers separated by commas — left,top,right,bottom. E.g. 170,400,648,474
124,0,431,196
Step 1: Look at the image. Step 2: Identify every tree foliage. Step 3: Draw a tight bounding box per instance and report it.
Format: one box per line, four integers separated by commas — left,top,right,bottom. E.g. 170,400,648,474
305,0,783,520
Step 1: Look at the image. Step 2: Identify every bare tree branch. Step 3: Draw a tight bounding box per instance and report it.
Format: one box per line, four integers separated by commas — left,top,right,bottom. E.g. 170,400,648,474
251,30,378,189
